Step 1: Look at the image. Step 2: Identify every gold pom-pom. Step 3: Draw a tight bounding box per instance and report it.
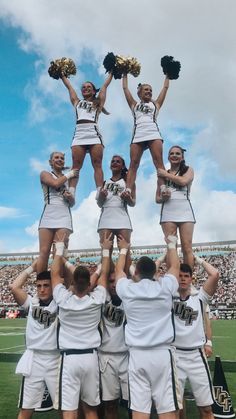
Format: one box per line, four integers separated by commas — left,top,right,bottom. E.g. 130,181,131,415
115,55,141,78
48,57,77,79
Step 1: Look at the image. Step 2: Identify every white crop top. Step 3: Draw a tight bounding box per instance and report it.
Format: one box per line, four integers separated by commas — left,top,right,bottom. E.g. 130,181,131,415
75,100,99,123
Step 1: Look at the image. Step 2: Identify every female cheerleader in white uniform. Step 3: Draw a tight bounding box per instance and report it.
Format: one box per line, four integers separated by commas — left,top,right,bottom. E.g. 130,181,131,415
122,73,170,195
61,73,113,199
38,151,78,273
157,146,195,268
97,155,135,270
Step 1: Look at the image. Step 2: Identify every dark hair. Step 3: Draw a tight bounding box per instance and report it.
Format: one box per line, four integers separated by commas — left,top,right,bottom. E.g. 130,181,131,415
136,256,156,279
82,81,109,115
73,266,90,293
168,146,189,176
37,271,51,280
180,263,192,277
111,155,128,180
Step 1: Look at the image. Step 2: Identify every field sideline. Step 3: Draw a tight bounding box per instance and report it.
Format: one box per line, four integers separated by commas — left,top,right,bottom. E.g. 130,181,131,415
0,319,235,418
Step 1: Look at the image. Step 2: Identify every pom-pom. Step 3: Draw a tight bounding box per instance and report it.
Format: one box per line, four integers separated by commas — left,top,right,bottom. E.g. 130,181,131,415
161,55,181,80
103,52,141,79
103,52,116,73
48,57,77,80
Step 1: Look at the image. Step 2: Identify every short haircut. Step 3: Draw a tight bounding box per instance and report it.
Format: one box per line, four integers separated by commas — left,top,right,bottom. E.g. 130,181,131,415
180,263,192,277
73,266,90,293
37,271,51,281
136,256,156,279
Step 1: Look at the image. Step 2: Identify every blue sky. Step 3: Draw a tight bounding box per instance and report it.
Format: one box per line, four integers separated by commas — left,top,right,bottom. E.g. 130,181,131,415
0,0,235,252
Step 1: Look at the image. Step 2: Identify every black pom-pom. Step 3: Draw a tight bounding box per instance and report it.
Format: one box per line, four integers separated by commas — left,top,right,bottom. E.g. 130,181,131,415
161,55,181,80
103,52,116,73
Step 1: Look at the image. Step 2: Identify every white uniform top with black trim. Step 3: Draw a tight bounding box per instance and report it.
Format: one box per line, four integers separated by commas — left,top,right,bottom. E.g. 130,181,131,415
75,100,99,123
166,172,192,200
39,172,72,230
160,171,195,223
53,283,106,350
173,287,211,349
99,292,128,353
116,274,179,348
22,295,58,351
132,101,159,126
41,172,69,205
97,178,132,230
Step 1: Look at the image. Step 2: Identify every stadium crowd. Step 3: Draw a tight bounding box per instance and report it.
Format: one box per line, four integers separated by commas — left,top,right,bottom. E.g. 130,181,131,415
1,252,236,318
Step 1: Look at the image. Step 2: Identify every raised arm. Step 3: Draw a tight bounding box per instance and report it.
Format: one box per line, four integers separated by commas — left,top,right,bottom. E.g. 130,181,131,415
61,75,79,106
157,167,194,187
195,256,219,296
97,234,113,288
40,169,79,189
155,76,169,109
122,74,137,109
165,235,180,279
9,259,38,306
97,73,113,110
115,235,130,281
51,243,66,290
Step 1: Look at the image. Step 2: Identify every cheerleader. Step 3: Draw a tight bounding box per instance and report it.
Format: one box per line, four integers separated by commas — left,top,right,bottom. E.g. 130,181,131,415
97,155,135,272
37,151,78,273
122,73,169,195
157,146,195,268
61,73,113,200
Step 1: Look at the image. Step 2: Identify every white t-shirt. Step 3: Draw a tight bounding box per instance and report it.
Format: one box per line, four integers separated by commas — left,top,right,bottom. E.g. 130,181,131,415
99,292,128,353
53,283,106,350
173,287,211,349
116,274,179,348
22,295,58,351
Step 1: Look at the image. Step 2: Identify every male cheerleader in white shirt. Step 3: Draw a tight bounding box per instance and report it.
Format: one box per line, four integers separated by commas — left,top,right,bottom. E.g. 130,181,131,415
98,267,131,419
10,260,60,419
115,235,182,419
173,257,219,419
51,235,113,419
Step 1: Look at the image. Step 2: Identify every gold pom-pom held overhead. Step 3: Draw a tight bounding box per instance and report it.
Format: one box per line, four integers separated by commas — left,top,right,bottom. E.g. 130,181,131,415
115,55,141,78
103,52,141,79
48,57,77,79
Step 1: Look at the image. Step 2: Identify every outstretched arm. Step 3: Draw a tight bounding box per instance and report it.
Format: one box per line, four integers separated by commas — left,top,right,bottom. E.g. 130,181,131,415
9,259,38,306
122,74,137,109
97,73,113,109
155,76,169,109
195,256,219,296
61,75,79,106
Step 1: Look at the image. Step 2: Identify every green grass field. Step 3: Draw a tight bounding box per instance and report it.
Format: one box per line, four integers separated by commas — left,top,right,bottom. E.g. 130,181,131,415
0,319,235,418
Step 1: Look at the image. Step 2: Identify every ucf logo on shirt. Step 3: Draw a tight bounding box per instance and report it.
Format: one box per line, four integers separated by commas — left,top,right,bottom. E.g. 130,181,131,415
78,100,93,113
136,103,152,114
32,306,57,328
103,303,125,327
173,301,198,326
105,182,124,195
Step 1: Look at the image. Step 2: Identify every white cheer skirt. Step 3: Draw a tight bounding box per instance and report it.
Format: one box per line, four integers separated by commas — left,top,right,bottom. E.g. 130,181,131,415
132,122,163,144
160,198,196,223
39,204,73,231
71,123,103,147
98,206,132,231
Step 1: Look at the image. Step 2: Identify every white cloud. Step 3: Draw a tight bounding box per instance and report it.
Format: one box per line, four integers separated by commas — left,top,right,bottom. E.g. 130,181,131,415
0,207,22,219
0,0,235,252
